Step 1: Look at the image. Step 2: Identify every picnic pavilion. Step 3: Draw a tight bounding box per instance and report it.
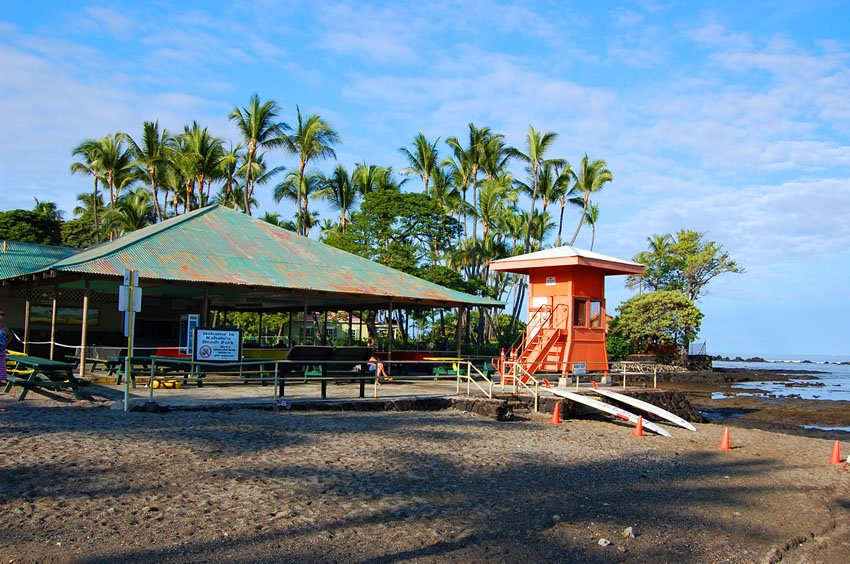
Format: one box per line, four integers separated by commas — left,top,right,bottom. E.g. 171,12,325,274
0,205,501,377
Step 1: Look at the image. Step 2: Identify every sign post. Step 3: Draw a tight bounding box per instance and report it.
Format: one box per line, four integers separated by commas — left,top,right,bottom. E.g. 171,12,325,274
119,269,142,412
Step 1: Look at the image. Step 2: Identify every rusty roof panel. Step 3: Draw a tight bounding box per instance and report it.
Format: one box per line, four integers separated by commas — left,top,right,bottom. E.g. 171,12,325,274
47,206,501,307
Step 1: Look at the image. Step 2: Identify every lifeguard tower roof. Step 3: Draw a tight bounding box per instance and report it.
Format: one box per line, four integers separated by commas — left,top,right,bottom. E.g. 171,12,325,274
490,245,644,276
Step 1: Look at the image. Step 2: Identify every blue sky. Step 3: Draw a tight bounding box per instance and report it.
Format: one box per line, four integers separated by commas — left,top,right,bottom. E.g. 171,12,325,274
2,1,849,357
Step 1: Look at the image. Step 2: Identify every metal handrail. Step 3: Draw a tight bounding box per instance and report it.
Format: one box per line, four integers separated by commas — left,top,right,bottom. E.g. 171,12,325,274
512,302,570,357
454,361,494,399
505,360,542,412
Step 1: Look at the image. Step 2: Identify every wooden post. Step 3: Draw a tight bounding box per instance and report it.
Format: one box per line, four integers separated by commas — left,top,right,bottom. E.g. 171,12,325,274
456,306,464,358
258,312,264,347
387,301,393,375
348,310,353,345
23,292,31,354
201,288,209,327
302,300,308,345
49,286,58,359
322,310,328,345
79,281,90,379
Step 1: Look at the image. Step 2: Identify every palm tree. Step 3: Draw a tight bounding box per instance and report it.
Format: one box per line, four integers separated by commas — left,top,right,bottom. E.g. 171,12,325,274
507,126,564,246
97,133,135,208
33,198,63,221
427,166,460,211
281,107,340,235
314,165,359,232
273,170,323,236
182,121,224,209
70,139,104,238
229,93,289,215
73,192,104,219
400,133,440,192
126,121,171,221
352,162,393,195
447,124,494,240
217,142,244,209
104,187,155,235
261,211,283,226
585,203,600,250
473,175,516,240
569,155,613,245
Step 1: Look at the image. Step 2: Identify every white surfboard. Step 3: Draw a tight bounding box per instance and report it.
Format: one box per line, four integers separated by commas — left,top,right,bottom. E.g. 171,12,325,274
544,388,672,437
592,386,697,432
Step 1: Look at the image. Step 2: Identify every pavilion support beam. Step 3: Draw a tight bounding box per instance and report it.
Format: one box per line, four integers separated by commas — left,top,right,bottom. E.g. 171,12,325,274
259,312,264,347
78,281,90,379
201,288,209,327
348,311,353,345
23,291,31,354
49,285,58,359
387,301,393,375
303,299,309,345
456,306,464,358
322,310,328,346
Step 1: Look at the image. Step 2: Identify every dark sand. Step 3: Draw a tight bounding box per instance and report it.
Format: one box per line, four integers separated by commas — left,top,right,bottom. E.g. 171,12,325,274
2,387,850,563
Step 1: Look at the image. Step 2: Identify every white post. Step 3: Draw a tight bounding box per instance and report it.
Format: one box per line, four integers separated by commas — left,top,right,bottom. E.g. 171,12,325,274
79,282,90,380
49,287,58,359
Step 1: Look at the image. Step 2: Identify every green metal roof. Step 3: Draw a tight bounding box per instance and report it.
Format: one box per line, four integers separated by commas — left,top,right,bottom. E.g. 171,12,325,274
46,205,501,308
0,241,77,280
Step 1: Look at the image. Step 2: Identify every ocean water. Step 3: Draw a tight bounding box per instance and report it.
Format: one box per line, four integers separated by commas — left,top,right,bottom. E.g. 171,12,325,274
713,358,850,402
710,358,850,431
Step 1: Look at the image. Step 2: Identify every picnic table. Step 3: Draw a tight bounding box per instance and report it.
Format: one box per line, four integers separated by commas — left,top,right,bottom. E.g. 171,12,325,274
3,355,82,401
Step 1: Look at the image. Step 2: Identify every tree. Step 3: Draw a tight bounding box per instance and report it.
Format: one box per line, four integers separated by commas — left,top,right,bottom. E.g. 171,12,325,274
614,290,703,353
70,139,104,239
126,120,171,221
103,187,155,235
627,230,744,301
97,133,135,207
0,209,62,245
229,93,289,215
569,155,612,245
585,202,600,250
281,107,340,235
314,165,359,232
324,189,460,274
400,133,440,192
508,126,564,247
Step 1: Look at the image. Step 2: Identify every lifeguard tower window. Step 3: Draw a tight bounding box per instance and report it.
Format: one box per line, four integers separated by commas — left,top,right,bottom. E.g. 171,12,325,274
574,298,588,327
589,300,603,328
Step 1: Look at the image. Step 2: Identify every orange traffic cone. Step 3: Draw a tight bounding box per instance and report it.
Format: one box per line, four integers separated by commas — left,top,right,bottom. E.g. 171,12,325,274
632,415,644,437
550,401,562,424
719,426,732,451
830,440,842,464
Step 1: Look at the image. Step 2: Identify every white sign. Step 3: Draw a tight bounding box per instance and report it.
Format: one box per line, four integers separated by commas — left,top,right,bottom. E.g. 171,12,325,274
123,269,140,286
193,328,242,362
118,285,143,312
545,276,556,286
572,362,587,375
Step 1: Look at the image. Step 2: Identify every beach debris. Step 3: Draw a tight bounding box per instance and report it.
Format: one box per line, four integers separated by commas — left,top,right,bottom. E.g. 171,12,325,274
829,440,842,464
552,514,561,522
622,526,636,538
719,426,732,451
597,538,612,547
274,398,292,410
130,401,170,413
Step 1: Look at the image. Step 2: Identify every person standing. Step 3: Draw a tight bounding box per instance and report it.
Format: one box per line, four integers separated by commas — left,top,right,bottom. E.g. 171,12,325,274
0,309,10,382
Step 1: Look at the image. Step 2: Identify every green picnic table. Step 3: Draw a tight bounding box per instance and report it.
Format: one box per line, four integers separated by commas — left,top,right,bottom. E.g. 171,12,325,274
3,355,82,401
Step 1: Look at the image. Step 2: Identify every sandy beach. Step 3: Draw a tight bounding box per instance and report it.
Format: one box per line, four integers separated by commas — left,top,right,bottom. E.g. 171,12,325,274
2,388,849,563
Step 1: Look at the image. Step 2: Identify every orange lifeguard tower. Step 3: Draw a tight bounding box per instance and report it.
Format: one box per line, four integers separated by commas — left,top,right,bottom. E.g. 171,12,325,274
490,246,644,381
